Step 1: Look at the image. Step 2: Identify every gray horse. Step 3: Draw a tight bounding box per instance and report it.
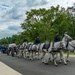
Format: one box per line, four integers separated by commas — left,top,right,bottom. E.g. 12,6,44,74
62,34,74,62
17,42,28,58
42,41,66,66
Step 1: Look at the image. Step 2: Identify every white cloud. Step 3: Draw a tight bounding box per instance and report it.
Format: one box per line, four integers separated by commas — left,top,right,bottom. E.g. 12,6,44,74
0,0,75,39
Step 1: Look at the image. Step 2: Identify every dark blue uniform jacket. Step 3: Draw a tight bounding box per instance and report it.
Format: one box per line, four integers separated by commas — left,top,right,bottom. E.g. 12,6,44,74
34,38,41,45
54,35,60,42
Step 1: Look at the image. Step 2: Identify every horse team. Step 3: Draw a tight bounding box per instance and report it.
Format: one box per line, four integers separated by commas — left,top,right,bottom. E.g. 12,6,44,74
7,34,75,66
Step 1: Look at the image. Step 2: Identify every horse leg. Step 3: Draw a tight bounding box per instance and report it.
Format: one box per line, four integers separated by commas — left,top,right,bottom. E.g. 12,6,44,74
44,52,51,65
37,50,40,59
19,49,22,57
19,50,22,58
14,49,17,56
18,50,22,58
28,50,31,60
61,50,67,65
23,49,25,58
54,53,57,66
17,49,20,58
7,49,10,55
16,49,18,55
32,51,35,59
59,50,63,63
20,50,23,58
23,49,26,58
34,51,36,59
41,51,46,63
49,53,53,62
41,51,45,59
11,48,14,57
52,53,58,66
74,50,75,54
31,51,33,60
15,49,17,55
25,49,27,58
66,50,70,62
27,50,30,58
29,51,33,60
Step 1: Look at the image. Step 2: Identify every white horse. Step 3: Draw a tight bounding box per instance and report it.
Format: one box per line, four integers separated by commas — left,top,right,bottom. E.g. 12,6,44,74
27,42,50,60
66,40,75,61
28,42,45,60
17,42,28,58
23,42,39,60
39,42,51,61
42,41,67,66
62,34,75,62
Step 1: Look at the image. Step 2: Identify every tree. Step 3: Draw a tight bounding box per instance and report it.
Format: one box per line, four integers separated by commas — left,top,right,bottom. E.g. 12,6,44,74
21,5,73,41
0,38,8,46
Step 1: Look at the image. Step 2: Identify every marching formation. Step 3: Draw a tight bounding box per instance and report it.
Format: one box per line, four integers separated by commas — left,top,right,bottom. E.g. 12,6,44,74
6,32,75,66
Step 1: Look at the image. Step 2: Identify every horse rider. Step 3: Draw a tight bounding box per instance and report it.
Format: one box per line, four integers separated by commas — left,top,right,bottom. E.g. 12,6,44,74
52,32,60,50
33,37,41,51
23,38,28,43
34,37,41,45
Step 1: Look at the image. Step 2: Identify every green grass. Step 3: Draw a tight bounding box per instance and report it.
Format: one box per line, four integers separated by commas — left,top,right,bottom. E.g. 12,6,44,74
64,52,75,55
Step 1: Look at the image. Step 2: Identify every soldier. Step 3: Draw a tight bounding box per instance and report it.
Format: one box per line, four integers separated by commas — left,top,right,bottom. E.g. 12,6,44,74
34,37,41,45
23,38,28,43
52,32,60,49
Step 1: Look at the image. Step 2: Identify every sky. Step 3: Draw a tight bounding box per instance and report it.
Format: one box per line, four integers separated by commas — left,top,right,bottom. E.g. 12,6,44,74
0,0,75,39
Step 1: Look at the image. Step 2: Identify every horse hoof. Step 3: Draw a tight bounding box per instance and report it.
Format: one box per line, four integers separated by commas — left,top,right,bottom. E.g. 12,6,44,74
41,58,43,59
18,56,19,58
59,61,62,64
45,63,49,65
24,57,26,59
55,65,58,67
64,63,67,65
66,60,69,62
37,58,40,60
12,55,14,57
26,56,29,58
42,61,44,63
30,58,33,60
49,60,52,62
7,54,9,55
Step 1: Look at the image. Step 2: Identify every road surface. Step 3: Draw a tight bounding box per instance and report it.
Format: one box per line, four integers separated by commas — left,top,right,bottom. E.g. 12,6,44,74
0,53,75,75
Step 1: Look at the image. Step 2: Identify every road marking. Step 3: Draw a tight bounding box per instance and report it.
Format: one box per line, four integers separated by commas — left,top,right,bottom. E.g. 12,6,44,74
0,61,22,75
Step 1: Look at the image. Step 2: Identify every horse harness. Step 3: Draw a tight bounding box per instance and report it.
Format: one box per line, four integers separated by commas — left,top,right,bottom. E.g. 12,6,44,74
51,42,63,52
67,41,75,49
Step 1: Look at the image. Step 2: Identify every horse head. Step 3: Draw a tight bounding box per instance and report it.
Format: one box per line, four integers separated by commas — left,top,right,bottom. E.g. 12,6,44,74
62,34,72,42
22,42,28,48
62,34,72,50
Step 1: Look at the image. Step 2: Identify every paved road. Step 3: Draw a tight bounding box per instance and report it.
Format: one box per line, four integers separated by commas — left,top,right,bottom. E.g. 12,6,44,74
0,53,75,75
